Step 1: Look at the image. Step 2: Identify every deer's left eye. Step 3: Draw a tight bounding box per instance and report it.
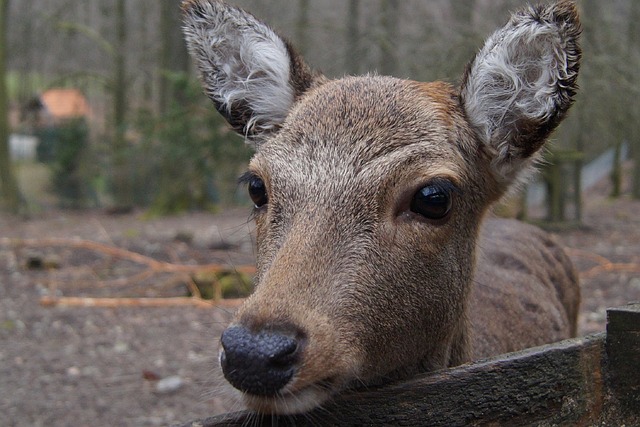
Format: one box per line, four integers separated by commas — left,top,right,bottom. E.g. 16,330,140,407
410,181,456,221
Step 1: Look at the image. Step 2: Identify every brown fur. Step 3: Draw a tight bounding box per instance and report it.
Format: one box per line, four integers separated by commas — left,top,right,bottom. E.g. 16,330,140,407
182,0,581,415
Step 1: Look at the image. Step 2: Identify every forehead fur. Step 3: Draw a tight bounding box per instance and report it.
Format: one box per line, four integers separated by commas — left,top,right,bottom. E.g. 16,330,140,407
255,76,467,173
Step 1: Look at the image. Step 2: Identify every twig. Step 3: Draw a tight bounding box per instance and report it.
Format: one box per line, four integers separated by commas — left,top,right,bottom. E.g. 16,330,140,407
583,263,640,279
185,275,203,300
564,247,612,266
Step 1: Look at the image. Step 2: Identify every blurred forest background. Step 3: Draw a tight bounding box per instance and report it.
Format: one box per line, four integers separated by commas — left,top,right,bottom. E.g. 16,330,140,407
0,0,639,216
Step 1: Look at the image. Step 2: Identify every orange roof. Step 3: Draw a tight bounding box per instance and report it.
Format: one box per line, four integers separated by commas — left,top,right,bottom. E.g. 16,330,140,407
40,88,90,119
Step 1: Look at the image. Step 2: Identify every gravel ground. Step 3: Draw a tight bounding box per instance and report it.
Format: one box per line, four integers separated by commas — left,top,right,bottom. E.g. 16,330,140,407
0,173,639,426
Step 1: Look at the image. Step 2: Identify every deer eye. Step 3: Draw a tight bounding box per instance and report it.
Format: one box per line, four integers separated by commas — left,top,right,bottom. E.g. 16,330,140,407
410,180,456,221
248,176,268,208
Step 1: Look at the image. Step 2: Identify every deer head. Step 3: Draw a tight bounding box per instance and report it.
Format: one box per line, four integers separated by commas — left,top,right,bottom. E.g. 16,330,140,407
183,0,580,415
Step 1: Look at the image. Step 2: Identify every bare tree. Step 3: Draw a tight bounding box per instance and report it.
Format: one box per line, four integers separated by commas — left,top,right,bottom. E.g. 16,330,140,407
159,0,191,114
138,1,154,107
629,1,640,199
0,0,21,213
111,0,132,207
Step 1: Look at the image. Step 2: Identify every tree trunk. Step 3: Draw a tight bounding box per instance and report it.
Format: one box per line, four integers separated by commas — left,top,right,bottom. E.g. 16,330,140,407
139,1,153,108
610,142,622,198
629,0,640,199
16,1,34,105
0,0,21,213
159,0,191,114
111,0,132,207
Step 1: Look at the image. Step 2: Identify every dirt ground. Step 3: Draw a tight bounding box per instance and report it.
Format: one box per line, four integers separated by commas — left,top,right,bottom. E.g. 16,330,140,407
1,172,639,427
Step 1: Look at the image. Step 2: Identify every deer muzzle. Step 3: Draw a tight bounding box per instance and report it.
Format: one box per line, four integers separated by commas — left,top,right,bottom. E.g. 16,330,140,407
219,325,303,396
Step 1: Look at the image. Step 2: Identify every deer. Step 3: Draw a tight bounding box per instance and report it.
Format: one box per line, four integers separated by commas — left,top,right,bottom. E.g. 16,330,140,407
182,0,581,416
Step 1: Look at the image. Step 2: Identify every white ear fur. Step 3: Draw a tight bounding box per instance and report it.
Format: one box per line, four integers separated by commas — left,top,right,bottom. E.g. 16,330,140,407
182,0,297,142
461,1,580,184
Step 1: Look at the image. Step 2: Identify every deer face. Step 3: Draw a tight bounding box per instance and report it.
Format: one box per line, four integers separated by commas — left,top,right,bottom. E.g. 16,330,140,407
182,0,580,414
231,77,488,412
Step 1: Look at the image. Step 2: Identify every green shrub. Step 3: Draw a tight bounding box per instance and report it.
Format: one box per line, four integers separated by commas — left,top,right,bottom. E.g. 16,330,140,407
124,73,252,215
40,118,90,208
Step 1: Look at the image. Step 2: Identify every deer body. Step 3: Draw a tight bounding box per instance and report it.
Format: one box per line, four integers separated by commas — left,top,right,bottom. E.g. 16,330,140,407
183,0,581,415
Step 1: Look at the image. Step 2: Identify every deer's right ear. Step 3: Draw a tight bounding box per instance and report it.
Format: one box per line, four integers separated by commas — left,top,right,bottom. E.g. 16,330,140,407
182,0,320,144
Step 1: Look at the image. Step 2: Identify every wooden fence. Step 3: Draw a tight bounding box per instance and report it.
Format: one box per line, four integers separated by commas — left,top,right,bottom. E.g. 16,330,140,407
178,304,639,426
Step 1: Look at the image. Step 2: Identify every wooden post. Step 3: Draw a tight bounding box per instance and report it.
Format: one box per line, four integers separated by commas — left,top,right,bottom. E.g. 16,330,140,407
606,303,640,416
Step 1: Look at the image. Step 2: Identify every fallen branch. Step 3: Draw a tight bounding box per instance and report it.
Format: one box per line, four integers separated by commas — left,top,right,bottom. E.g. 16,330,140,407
565,247,612,266
1,237,255,309
565,247,640,279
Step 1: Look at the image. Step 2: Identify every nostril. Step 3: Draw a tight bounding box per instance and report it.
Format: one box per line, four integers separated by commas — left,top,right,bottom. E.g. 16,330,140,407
220,325,302,396
267,338,298,368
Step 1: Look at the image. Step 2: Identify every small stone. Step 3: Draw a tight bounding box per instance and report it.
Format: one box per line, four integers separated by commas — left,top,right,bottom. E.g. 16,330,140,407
155,375,184,394
67,366,81,378
113,341,129,353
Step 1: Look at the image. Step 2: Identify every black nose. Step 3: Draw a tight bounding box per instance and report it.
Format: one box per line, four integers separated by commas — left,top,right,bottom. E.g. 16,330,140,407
220,325,301,396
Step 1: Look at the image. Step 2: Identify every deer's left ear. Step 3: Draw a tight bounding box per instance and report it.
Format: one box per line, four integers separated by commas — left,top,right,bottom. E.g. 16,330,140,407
460,1,581,184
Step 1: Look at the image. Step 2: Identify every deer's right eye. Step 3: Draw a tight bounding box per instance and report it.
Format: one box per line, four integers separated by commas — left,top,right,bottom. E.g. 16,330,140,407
248,176,268,208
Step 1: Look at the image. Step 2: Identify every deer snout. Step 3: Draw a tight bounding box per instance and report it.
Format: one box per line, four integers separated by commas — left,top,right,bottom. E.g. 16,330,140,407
219,325,303,396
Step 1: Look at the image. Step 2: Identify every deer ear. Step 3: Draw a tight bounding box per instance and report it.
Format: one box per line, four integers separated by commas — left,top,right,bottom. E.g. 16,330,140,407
182,0,320,144
460,1,581,185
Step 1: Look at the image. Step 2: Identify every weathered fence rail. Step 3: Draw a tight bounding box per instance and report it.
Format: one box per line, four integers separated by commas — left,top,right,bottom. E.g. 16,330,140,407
178,304,639,426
